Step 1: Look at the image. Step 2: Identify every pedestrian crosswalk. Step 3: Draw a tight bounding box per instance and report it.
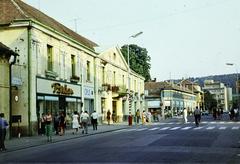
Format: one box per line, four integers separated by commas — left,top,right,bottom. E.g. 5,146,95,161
114,124,240,133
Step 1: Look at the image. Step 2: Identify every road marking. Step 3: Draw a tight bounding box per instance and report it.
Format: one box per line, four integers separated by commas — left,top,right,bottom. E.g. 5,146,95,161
219,127,227,130
136,128,148,131
181,126,192,130
206,126,215,130
193,127,203,130
170,127,181,130
149,127,159,131
160,127,170,130
232,127,239,130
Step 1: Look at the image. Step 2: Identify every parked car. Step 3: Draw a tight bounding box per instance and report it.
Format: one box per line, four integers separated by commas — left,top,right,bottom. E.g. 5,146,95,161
201,111,209,116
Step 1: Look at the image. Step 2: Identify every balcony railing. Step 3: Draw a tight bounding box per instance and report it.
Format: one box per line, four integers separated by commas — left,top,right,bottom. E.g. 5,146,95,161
70,75,80,83
45,70,58,79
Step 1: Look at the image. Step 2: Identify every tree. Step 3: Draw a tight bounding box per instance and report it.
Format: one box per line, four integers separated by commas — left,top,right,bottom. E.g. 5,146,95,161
204,90,217,113
121,44,151,82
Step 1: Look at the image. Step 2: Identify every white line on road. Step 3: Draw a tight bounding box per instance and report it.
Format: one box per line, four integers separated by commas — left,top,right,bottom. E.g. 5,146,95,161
170,127,181,130
136,128,148,131
206,126,215,130
181,127,192,130
232,127,239,130
160,127,170,130
149,127,160,131
193,127,203,130
219,127,227,130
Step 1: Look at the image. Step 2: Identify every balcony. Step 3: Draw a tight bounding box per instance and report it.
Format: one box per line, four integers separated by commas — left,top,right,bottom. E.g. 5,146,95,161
102,83,111,91
45,70,58,79
112,85,119,92
70,75,80,83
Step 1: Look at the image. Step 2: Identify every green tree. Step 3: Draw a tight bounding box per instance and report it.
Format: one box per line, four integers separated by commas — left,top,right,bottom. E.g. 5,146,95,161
204,90,217,113
121,44,151,82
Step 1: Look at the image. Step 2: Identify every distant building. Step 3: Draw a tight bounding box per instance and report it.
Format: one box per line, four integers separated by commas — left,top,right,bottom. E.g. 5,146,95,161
145,81,197,120
203,80,232,111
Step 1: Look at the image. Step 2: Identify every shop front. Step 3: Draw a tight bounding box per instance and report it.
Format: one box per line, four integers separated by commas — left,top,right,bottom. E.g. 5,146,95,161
36,77,81,133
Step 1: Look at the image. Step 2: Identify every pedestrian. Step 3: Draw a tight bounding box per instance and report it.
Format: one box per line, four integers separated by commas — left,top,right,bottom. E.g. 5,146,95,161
194,106,201,127
135,109,140,124
53,113,59,135
112,111,116,123
72,111,80,134
91,110,98,130
183,108,188,123
0,113,9,151
59,112,66,136
80,111,90,134
45,111,53,142
142,110,146,125
40,113,46,136
107,110,111,125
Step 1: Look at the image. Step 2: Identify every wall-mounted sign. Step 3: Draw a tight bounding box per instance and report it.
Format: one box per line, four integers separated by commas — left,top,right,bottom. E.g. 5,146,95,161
51,83,74,95
84,86,94,99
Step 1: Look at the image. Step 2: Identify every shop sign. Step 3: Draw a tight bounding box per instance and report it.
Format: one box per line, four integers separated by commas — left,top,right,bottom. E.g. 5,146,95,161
51,83,74,95
84,87,94,99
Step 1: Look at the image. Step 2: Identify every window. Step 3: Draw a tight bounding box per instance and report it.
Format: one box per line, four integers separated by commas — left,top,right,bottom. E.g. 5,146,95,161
122,75,125,86
71,55,76,76
113,71,116,85
87,61,90,81
101,67,105,84
47,45,53,71
113,53,116,61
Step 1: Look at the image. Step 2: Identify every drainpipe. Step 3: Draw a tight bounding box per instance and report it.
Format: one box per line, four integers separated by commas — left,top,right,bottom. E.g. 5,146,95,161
27,24,32,136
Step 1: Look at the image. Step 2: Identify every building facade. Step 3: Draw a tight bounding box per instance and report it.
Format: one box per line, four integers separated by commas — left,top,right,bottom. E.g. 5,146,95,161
145,81,197,120
203,80,231,111
0,0,144,137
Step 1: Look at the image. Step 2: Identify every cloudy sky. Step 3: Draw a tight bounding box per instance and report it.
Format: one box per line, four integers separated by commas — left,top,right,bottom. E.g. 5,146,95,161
26,0,240,81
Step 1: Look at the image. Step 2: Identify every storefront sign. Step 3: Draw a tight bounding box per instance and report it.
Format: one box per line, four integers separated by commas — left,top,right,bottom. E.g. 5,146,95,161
84,86,94,99
51,83,74,95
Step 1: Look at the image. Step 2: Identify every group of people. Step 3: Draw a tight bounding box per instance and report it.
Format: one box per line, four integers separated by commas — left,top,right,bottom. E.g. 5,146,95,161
39,110,99,141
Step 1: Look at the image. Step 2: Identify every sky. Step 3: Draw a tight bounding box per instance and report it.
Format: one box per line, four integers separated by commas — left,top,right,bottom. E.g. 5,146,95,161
25,0,240,81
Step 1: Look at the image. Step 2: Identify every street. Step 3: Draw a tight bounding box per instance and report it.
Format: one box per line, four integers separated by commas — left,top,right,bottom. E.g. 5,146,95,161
1,116,240,163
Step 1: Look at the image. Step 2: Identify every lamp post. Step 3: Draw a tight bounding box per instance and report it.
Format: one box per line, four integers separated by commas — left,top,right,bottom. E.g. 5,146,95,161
127,31,143,117
226,63,239,109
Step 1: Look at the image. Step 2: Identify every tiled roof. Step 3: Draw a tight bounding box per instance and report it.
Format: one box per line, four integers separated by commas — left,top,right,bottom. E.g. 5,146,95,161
0,0,98,50
145,81,193,94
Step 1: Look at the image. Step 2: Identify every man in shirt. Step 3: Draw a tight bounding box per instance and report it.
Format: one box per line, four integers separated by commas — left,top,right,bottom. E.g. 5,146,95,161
80,111,90,134
0,113,9,151
91,111,98,130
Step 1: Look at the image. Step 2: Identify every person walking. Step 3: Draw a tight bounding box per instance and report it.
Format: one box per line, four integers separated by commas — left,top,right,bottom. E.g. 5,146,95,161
142,110,146,125
53,113,59,135
40,113,46,136
45,111,53,142
80,111,90,134
183,108,188,124
107,110,111,125
91,110,98,130
72,111,80,134
136,109,141,124
194,106,201,127
59,112,66,136
0,113,8,151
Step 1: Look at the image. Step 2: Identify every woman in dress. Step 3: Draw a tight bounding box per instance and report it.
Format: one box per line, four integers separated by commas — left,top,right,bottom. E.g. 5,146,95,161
72,111,80,134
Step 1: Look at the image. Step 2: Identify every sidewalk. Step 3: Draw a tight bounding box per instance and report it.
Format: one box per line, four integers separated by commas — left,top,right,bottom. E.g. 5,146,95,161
3,123,129,153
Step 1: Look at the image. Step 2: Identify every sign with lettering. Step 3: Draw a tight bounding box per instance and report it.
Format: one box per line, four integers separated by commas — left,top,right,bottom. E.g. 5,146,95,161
51,83,74,95
37,78,81,97
84,86,94,99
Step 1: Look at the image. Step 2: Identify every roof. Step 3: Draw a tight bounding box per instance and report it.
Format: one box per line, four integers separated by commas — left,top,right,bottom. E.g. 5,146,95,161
0,42,18,56
145,81,193,94
0,0,98,50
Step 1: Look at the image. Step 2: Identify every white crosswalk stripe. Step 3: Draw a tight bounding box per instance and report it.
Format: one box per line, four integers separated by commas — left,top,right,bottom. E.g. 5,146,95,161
181,126,192,130
136,128,148,131
232,127,239,130
193,127,203,130
219,127,227,130
160,127,171,130
206,126,215,130
170,127,181,130
149,127,160,131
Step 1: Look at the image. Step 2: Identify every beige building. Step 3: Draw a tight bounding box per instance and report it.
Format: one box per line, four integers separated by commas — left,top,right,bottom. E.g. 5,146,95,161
95,47,145,122
0,0,145,136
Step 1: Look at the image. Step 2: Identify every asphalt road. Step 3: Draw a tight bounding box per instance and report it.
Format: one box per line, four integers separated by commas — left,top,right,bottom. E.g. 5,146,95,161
1,116,240,163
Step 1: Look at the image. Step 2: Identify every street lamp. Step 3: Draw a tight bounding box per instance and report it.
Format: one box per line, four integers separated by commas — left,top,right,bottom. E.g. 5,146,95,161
127,31,143,116
226,63,239,109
